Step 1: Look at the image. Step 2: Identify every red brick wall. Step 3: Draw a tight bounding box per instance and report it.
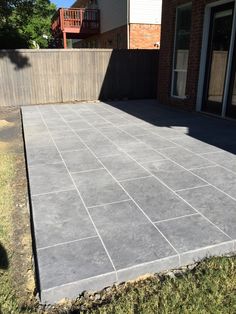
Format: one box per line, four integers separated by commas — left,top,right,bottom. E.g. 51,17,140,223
129,24,161,49
157,0,216,110
74,25,128,48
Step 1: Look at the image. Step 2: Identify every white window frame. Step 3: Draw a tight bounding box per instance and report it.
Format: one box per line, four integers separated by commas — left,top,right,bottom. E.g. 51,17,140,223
171,3,192,99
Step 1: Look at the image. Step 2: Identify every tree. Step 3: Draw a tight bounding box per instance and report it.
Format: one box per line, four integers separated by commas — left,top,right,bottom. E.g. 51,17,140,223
0,0,56,48
22,0,57,48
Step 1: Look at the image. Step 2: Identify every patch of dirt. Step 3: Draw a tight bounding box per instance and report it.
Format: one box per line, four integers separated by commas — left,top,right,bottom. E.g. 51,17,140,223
0,106,37,309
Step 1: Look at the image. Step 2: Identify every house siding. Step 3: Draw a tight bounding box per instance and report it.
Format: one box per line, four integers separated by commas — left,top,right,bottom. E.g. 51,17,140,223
99,0,127,33
72,0,127,33
71,0,162,49
129,0,162,24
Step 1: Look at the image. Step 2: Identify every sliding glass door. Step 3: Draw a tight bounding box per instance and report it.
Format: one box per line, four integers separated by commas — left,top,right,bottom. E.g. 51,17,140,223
202,2,234,115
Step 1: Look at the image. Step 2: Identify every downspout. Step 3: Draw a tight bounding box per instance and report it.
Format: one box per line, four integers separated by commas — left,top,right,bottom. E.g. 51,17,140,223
127,0,130,49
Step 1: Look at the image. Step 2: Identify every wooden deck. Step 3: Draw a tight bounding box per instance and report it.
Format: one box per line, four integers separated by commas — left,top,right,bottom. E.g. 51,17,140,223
51,8,100,48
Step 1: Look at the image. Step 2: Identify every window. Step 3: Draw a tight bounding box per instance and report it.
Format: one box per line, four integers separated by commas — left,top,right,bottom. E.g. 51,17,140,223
172,4,192,98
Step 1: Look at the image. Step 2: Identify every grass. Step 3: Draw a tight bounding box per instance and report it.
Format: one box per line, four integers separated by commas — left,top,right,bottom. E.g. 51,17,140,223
0,110,235,314
0,153,23,314
56,255,235,314
0,109,36,314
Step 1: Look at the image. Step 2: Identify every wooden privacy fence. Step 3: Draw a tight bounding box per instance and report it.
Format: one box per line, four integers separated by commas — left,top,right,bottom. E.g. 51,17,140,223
0,49,158,107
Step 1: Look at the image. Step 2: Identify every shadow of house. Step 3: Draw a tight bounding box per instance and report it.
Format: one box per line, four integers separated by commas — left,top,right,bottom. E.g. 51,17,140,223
0,243,9,270
105,99,236,155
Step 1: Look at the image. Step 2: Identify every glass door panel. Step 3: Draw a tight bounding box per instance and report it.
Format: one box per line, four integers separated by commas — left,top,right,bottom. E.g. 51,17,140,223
203,3,234,115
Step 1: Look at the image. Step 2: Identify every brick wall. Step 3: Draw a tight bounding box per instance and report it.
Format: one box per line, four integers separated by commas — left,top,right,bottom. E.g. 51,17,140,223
129,24,161,49
74,25,128,48
157,0,216,110
74,23,161,49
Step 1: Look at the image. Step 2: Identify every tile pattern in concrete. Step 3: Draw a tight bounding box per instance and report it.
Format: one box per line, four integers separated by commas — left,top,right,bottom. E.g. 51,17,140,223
21,100,236,304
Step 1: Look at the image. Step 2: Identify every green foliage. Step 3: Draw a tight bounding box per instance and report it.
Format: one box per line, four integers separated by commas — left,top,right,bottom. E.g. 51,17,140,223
22,0,56,48
0,0,56,48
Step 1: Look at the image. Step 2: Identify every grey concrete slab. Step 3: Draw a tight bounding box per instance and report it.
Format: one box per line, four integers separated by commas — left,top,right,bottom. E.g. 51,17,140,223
144,126,181,138
49,129,75,139
24,132,54,148
37,237,115,290
60,114,83,122
171,137,221,154
144,160,206,191
177,185,236,238
22,101,236,304
41,271,117,304
160,147,215,169
68,120,92,131
121,176,195,222
89,200,177,269
61,149,102,173
137,134,176,150
179,241,234,266
192,166,236,199
26,145,61,166
118,124,151,137
200,151,236,173
28,163,74,195
117,255,180,283
156,215,230,253
101,128,140,145
54,135,86,152
86,142,122,158
72,168,129,207
99,153,149,181
32,190,96,248
75,129,107,143
119,142,166,163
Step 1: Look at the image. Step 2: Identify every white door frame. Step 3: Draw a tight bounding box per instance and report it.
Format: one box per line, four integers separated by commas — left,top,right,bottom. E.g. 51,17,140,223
196,0,236,117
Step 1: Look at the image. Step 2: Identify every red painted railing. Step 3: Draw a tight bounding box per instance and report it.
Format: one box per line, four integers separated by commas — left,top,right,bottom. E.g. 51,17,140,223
52,8,100,34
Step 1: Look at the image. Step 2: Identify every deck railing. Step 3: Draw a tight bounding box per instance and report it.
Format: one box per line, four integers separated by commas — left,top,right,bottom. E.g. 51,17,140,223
52,8,100,33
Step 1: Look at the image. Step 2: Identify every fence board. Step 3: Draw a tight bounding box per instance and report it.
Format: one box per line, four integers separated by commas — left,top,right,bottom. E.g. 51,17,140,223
0,49,158,107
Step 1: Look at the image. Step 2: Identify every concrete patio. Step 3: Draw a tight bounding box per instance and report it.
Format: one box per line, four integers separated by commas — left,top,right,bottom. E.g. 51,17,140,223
21,100,236,304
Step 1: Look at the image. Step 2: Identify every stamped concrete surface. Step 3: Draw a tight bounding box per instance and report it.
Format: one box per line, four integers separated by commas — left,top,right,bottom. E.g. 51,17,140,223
21,100,236,303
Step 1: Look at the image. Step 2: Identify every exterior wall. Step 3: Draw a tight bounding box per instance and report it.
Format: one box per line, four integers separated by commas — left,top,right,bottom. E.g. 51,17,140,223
158,0,217,110
71,0,89,8
73,0,127,34
71,0,162,49
98,0,127,33
130,0,162,24
129,24,161,49
73,25,127,48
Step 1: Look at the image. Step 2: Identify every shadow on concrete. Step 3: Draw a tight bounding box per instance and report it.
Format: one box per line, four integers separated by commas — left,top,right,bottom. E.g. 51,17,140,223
105,99,236,155
0,243,9,270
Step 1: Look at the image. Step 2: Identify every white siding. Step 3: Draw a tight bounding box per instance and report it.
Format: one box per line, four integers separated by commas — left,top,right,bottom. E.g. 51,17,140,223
98,0,127,33
129,0,162,24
